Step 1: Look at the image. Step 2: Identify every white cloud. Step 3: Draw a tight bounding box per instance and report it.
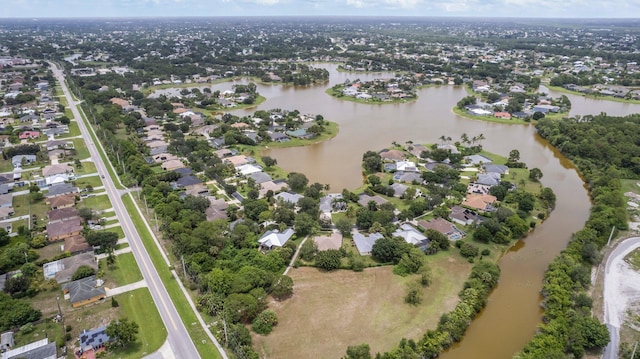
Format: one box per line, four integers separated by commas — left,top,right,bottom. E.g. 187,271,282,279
254,0,282,4
384,0,421,8
345,0,366,8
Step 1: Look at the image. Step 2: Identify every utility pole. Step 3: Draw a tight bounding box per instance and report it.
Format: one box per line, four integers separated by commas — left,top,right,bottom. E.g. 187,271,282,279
181,255,186,278
607,226,616,246
154,211,159,232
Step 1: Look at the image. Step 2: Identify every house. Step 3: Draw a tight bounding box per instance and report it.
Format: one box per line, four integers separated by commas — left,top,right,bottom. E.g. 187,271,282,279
11,154,36,168
152,153,179,163
357,194,389,208
237,164,263,176
532,104,559,114
206,197,229,221
286,129,314,139
259,180,289,198
462,193,497,212
319,193,345,213
393,223,430,250
247,171,272,184
418,218,465,240
64,235,90,254
389,183,408,197
352,231,383,255
78,326,111,355
42,251,97,283
44,140,68,151
449,206,483,226
46,217,83,241
476,173,501,186
258,228,294,249
47,193,76,210
45,183,78,198
161,159,185,171
484,164,509,175
395,160,418,172
274,191,304,205
183,183,209,197
1,331,14,351
268,132,290,142
393,171,423,184
47,207,79,223
224,155,249,167
0,338,56,359
18,131,40,140
467,182,492,195
62,275,106,308
379,149,406,162
464,154,493,166
494,112,512,119
0,207,15,220
213,149,234,159
174,175,202,188
110,98,129,108
42,164,74,186
0,194,12,208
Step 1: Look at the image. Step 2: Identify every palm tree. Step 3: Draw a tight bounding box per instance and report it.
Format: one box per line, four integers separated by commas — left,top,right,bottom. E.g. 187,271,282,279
460,133,470,145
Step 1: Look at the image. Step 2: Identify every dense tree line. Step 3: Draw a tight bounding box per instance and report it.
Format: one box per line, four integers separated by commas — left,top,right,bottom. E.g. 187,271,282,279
516,115,636,358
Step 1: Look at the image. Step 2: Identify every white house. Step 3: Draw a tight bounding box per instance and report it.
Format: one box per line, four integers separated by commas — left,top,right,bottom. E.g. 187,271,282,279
258,228,294,249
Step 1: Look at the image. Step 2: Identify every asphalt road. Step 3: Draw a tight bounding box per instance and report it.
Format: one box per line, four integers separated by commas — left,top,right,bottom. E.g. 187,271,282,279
50,62,200,359
602,236,640,359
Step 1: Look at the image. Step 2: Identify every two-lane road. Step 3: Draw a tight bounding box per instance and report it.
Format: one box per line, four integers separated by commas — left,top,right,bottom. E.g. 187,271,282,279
50,62,200,359
602,236,640,359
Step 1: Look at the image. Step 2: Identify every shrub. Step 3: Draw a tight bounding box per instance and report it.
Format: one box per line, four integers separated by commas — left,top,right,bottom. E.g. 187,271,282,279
481,249,491,256
252,309,278,335
460,243,479,259
405,284,422,305
111,297,119,308
315,250,342,271
72,265,96,281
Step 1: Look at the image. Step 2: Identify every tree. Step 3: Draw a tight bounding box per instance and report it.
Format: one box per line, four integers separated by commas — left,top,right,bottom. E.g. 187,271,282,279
106,318,139,348
78,207,95,222
271,275,293,300
529,168,543,182
343,344,372,359
315,250,341,271
72,265,96,281
261,156,277,168
294,212,318,236
460,242,479,259
4,275,30,298
362,151,382,173
86,231,118,254
425,229,450,252
287,172,309,192
508,149,520,163
335,218,354,237
299,239,318,261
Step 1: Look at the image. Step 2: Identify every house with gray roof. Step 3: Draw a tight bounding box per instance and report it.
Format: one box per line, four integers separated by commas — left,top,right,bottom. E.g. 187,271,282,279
393,223,430,251
43,251,97,284
62,275,106,308
393,171,423,184
476,172,501,187
274,191,304,205
11,155,36,168
258,228,294,248
464,154,493,166
484,164,509,175
248,171,272,184
0,194,12,208
1,338,56,359
389,183,408,198
45,183,78,198
352,231,384,255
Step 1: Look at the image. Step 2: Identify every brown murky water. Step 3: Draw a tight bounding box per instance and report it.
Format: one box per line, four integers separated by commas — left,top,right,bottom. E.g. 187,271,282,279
157,66,640,357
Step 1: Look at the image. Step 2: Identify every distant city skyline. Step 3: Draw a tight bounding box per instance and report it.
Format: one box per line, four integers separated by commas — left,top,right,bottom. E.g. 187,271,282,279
1,0,638,19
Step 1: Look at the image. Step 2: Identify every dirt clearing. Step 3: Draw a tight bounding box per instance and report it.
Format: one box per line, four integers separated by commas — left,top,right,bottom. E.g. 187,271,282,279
254,255,471,358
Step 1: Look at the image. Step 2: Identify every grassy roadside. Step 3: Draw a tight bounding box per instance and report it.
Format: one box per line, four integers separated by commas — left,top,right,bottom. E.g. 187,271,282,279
121,195,224,359
75,103,124,190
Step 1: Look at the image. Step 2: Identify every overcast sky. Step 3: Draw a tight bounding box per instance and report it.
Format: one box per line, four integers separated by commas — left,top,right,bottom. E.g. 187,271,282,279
1,0,637,18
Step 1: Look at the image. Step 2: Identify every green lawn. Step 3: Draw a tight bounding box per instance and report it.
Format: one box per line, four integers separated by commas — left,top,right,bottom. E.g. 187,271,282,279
12,317,65,348
81,194,113,211
73,175,103,189
622,179,640,194
13,194,49,220
101,252,143,286
74,161,97,175
122,195,223,359
107,288,167,359
103,225,125,239
71,138,91,159
0,159,14,173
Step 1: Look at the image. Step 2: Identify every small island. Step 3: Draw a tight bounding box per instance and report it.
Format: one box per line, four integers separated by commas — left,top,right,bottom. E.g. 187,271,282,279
326,76,424,104
453,81,572,124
